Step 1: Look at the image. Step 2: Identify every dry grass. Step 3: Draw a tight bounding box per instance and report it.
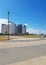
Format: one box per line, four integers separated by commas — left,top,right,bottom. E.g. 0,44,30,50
16,35,42,38
0,36,17,41
0,35,45,41
0,36,8,41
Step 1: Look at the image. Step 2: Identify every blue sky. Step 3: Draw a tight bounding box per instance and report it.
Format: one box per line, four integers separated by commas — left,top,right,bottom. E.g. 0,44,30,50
0,0,46,33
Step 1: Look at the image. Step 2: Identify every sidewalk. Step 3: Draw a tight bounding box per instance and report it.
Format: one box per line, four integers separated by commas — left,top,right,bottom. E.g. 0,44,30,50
0,38,46,49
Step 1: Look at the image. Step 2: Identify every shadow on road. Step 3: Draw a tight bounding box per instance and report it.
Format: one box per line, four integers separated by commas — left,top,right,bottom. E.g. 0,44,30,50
0,43,46,65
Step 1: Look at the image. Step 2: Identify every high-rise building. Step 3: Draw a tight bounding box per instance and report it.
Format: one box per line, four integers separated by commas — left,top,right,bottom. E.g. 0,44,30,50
7,23,16,35
22,25,26,34
2,23,16,35
1,23,26,35
1,24,7,34
16,24,26,34
16,24,22,34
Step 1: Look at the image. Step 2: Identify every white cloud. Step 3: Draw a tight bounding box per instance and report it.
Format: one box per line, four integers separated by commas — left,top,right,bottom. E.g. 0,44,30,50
0,18,8,33
27,27,46,34
24,23,28,26
0,18,8,24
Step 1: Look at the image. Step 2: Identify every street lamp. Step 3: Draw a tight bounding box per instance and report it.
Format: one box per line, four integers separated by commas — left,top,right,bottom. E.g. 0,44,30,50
8,11,10,40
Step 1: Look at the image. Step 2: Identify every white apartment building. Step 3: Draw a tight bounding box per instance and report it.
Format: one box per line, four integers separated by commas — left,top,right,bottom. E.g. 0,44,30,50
2,24,7,34
9,23,16,34
2,23,16,35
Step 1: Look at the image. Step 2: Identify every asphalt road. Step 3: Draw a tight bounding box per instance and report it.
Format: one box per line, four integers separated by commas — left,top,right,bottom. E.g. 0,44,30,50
0,41,46,65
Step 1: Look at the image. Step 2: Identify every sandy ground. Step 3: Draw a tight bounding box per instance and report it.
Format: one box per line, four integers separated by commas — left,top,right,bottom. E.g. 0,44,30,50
0,38,46,65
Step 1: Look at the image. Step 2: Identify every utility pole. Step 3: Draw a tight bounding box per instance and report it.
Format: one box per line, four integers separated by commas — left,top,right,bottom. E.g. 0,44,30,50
8,11,10,40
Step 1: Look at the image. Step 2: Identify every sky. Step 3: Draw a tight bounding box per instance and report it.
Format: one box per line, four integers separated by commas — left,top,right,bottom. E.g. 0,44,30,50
0,0,46,34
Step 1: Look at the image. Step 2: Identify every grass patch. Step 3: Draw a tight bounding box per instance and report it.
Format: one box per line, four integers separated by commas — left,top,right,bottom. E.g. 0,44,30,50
0,36,8,41
0,34,45,41
16,34,42,38
0,35,16,41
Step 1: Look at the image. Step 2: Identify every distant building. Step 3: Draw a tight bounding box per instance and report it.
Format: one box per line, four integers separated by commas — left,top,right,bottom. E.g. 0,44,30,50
2,23,16,35
8,23,16,35
16,24,26,34
2,24,7,34
22,25,26,34
16,24,22,34
1,23,26,35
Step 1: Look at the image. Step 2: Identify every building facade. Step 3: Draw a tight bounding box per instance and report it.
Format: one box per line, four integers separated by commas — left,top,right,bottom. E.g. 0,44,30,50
8,23,16,35
16,24,22,34
2,23,16,35
1,24,26,35
22,25,26,34
2,24,7,34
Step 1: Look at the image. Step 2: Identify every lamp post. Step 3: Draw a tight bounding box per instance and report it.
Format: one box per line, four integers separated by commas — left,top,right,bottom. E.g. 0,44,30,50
8,11,10,40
